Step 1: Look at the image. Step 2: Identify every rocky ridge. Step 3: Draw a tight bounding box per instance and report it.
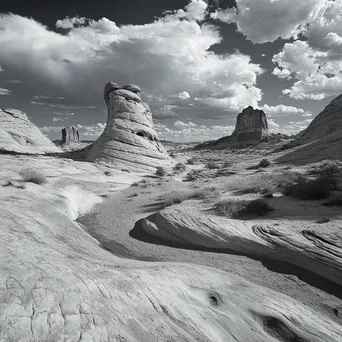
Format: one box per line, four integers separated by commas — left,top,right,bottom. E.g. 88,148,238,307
0,108,60,154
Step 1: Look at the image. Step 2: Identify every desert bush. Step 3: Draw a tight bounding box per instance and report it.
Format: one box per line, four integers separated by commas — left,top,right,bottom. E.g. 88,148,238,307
156,167,166,177
258,159,271,168
216,199,274,219
104,170,112,176
162,187,219,207
186,170,199,181
308,160,342,190
282,175,330,200
173,162,186,172
206,161,219,169
187,156,199,165
19,168,46,185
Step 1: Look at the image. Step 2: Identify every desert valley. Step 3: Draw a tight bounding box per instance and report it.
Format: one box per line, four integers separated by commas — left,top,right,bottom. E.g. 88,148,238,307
1,0,342,341
0,80,342,341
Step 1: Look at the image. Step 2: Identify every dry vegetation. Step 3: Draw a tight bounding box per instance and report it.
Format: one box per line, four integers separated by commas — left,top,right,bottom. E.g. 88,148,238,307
215,199,274,219
161,187,219,207
19,168,46,185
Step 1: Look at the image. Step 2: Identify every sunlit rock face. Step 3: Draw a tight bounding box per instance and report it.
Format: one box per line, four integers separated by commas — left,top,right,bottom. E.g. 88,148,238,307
61,126,80,145
0,108,60,153
87,82,171,172
232,106,268,145
298,94,342,143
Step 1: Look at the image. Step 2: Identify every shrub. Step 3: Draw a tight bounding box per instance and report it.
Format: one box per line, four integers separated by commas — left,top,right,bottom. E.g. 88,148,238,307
187,156,199,165
216,199,274,219
206,161,219,170
162,187,219,207
156,167,166,177
186,170,199,181
173,162,186,172
19,168,46,185
258,159,271,168
104,170,112,176
282,175,330,200
308,161,342,190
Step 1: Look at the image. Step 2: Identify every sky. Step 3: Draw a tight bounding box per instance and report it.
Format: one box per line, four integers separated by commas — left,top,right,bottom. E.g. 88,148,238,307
0,0,341,142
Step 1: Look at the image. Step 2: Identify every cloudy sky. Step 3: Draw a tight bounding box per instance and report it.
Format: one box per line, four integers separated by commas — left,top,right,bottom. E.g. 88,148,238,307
0,0,341,142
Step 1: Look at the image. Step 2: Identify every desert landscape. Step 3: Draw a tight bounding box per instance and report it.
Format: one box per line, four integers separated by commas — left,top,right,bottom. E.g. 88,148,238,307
1,0,342,341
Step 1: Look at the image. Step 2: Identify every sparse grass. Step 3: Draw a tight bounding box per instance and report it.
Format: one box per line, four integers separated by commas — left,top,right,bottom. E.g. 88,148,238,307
162,187,220,207
206,161,219,169
282,175,331,200
19,168,46,185
222,170,300,195
307,160,342,190
187,156,200,165
173,162,186,172
156,167,166,177
215,199,274,219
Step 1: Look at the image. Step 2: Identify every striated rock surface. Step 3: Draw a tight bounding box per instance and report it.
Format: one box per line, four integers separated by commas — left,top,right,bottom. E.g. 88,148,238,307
0,108,60,154
298,94,342,143
61,126,80,145
88,82,171,172
232,106,268,145
278,94,342,164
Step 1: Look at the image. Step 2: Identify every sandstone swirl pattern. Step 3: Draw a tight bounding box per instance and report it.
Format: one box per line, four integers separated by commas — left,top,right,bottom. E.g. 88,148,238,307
88,82,172,172
0,108,60,154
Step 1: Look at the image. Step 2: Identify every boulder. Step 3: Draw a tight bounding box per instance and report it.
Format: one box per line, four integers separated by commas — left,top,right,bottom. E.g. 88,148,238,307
87,82,172,172
61,126,80,145
0,108,60,154
232,106,268,145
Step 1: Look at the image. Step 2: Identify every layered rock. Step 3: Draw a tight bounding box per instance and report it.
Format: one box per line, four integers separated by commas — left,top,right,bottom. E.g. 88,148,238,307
298,94,342,143
87,82,171,172
278,94,342,164
61,126,80,145
0,108,60,154
232,106,268,145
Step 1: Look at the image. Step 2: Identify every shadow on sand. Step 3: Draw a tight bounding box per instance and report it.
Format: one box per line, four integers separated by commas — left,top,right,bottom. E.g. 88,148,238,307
130,219,342,300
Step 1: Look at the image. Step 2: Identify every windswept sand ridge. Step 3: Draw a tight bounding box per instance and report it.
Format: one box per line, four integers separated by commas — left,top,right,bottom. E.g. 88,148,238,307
1,155,342,341
139,204,342,286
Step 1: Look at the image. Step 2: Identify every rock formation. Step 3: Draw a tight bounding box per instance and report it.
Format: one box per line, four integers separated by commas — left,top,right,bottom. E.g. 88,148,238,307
298,94,342,143
231,106,268,145
87,82,171,172
0,108,60,154
61,126,80,145
278,94,342,164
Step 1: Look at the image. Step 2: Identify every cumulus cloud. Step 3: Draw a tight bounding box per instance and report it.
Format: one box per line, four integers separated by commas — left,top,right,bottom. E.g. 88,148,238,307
53,117,64,122
155,122,235,142
0,88,12,95
178,91,191,100
211,0,329,44
0,0,263,124
212,0,342,100
40,122,106,137
260,104,312,117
